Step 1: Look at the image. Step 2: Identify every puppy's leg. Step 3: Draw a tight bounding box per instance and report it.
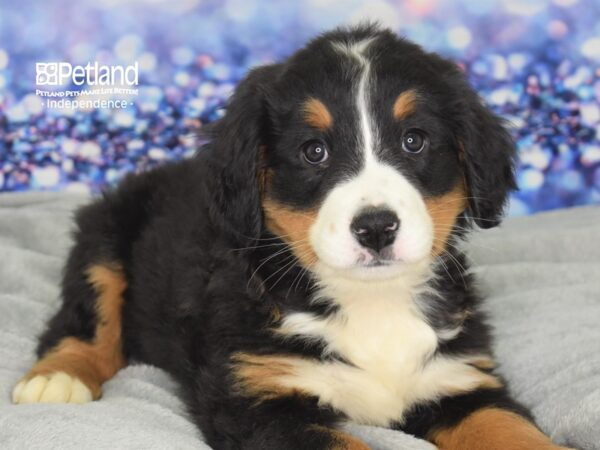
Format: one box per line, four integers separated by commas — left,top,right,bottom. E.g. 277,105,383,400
190,353,371,450
203,395,370,450
421,389,573,450
13,201,128,404
430,407,573,450
242,411,370,450
13,263,126,404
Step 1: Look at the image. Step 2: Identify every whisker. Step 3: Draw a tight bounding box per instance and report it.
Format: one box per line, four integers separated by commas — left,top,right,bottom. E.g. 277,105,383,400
466,216,503,223
262,254,300,289
247,246,294,288
434,247,468,287
429,231,501,257
231,231,301,242
230,241,289,252
286,265,306,300
291,265,311,297
273,247,317,292
435,253,456,284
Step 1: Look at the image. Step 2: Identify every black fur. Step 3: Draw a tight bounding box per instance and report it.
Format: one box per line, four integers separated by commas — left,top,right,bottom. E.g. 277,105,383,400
34,25,532,449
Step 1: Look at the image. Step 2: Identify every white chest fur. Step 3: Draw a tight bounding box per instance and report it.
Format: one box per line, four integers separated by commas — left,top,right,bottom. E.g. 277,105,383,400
276,267,497,426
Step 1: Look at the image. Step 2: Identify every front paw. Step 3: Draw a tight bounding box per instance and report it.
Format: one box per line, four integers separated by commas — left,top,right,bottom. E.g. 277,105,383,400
12,372,94,404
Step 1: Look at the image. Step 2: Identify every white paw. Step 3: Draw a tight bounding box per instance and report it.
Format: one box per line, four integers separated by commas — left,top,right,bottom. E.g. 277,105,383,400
12,372,93,404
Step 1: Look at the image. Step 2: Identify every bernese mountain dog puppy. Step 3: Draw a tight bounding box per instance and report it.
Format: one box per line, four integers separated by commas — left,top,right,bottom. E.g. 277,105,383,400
13,25,570,450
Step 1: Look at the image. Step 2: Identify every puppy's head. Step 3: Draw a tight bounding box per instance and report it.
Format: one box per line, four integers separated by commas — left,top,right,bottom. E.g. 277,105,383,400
213,25,516,281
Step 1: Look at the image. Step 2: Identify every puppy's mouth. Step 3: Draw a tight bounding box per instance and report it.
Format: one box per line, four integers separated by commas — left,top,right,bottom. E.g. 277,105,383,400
327,252,420,281
362,258,397,268
337,262,412,281
356,247,397,267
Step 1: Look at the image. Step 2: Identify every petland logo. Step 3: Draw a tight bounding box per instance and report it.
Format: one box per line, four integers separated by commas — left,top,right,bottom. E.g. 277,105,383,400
35,61,139,110
36,62,139,86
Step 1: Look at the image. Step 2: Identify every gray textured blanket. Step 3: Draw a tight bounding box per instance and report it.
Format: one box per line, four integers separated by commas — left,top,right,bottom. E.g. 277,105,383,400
0,192,598,449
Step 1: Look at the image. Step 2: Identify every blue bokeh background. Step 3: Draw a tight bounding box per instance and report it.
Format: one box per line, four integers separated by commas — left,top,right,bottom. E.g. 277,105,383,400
1,0,599,215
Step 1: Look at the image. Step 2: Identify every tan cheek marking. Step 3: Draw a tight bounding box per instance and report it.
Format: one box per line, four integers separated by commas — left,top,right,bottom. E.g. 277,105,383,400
392,89,418,120
425,184,466,256
429,408,570,450
262,197,318,267
310,426,371,450
303,97,333,130
22,264,126,399
231,353,307,401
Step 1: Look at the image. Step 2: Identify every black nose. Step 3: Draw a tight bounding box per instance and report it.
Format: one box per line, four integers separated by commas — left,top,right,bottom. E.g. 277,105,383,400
350,208,400,253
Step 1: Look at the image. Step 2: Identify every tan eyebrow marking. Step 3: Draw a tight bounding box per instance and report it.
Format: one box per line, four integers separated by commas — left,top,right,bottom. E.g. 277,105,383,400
393,89,418,120
302,97,333,130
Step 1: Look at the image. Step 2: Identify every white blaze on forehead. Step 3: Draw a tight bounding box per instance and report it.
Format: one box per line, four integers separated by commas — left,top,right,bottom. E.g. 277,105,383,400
331,38,377,163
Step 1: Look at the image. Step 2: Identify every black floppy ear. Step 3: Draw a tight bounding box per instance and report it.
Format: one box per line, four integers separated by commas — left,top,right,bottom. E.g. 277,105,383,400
208,64,281,245
459,95,517,229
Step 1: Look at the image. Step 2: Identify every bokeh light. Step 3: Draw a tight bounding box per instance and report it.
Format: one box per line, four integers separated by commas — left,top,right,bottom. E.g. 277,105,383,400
0,0,599,215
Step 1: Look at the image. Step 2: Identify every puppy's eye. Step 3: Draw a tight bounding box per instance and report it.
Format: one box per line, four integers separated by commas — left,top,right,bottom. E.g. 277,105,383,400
402,129,427,154
302,140,329,165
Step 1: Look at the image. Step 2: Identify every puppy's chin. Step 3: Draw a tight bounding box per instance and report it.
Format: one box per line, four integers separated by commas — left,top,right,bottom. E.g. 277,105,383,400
338,264,414,281
313,256,432,283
